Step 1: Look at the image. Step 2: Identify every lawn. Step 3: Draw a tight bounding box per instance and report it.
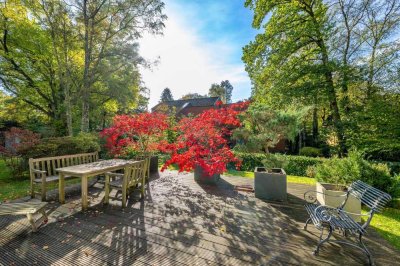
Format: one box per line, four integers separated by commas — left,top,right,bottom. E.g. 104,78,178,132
0,159,82,202
0,160,30,201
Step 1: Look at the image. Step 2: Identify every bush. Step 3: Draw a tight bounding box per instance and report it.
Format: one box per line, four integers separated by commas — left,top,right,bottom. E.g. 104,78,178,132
363,143,400,162
233,152,325,176
299,147,323,157
312,150,400,196
19,132,100,159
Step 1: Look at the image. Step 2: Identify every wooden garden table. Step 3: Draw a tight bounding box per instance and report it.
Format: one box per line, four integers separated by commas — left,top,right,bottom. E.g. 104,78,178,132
56,159,133,210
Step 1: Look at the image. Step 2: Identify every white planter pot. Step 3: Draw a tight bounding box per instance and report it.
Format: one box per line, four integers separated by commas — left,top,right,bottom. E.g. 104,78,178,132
316,182,361,222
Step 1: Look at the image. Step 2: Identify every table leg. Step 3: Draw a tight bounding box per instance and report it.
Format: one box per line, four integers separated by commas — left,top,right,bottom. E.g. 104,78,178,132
122,175,127,208
104,174,110,204
59,173,65,204
82,175,88,210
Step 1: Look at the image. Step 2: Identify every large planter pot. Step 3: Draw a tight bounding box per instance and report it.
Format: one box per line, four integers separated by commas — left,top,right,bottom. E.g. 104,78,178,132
149,155,158,174
194,165,220,185
316,182,361,222
254,167,287,201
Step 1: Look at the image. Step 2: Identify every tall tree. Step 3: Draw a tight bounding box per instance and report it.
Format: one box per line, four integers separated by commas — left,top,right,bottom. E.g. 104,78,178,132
160,87,174,102
78,0,166,132
180,93,206,100
208,80,234,103
244,0,347,155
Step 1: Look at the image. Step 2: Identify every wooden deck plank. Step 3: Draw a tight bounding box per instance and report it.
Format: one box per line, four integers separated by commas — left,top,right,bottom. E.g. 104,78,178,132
1,170,399,265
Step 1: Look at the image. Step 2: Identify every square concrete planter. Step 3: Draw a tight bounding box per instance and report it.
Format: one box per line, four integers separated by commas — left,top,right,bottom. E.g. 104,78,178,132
194,165,220,185
254,167,287,201
316,182,361,222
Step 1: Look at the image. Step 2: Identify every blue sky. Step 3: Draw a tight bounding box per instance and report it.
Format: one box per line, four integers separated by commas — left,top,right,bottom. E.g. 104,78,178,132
139,0,259,108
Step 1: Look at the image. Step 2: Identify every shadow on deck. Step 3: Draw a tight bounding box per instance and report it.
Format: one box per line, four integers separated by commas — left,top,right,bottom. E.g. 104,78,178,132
1,170,399,265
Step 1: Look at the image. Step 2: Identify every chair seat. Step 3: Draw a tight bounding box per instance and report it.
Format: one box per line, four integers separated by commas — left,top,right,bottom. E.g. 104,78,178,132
305,203,363,234
34,175,73,183
109,178,124,188
0,202,47,215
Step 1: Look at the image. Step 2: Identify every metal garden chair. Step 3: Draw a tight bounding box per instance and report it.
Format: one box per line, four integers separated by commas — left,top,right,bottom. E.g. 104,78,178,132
304,180,392,265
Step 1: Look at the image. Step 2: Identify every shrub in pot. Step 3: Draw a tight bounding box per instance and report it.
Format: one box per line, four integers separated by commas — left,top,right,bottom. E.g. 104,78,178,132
161,101,248,184
100,112,169,174
311,150,398,221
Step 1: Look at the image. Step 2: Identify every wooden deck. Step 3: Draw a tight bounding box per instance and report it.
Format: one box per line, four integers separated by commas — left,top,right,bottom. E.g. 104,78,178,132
1,170,399,265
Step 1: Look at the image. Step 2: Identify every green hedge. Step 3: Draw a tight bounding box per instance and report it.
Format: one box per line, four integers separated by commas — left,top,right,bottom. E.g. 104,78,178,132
233,152,325,176
19,133,100,159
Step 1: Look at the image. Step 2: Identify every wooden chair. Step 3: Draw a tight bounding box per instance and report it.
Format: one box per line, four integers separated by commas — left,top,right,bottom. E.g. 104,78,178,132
0,202,48,232
104,160,146,207
131,155,151,181
29,152,99,201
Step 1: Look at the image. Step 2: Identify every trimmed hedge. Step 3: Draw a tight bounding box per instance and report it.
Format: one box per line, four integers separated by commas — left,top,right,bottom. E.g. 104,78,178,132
19,133,100,159
233,152,325,176
299,147,323,157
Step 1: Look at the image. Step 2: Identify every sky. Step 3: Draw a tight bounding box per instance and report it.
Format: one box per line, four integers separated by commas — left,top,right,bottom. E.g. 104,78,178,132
138,0,259,109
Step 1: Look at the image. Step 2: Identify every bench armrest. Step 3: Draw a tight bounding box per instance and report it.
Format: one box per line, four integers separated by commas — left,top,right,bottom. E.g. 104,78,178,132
304,190,347,203
31,169,47,174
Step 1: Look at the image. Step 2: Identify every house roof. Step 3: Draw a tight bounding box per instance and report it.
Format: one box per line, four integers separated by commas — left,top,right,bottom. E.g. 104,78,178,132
151,97,219,112
151,97,220,113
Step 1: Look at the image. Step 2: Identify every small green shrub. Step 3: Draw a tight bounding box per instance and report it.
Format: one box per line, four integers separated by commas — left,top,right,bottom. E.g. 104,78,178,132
313,150,399,196
299,147,323,157
19,132,100,159
233,152,325,176
363,143,400,162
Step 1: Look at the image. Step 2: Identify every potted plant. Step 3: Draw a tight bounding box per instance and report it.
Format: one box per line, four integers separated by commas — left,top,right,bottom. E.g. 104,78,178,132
311,153,364,222
161,101,248,184
100,112,169,175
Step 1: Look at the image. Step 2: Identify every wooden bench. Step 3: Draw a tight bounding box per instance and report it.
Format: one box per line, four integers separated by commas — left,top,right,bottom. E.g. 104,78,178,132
0,202,48,232
29,152,99,201
304,180,392,265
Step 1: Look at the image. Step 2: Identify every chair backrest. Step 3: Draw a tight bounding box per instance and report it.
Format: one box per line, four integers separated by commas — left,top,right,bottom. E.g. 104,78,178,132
349,180,392,212
125,160,147,188
29,152,99,177
132,155,151,179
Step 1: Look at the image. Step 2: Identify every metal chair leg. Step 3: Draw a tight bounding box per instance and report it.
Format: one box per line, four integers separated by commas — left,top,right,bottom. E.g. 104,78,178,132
304,218,311,230
314,226,333,256
359,233,374,266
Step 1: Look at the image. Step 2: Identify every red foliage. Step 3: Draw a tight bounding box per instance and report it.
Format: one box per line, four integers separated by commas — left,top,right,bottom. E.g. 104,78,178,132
100,112,169,156
0,127,40,156
161,101,249,177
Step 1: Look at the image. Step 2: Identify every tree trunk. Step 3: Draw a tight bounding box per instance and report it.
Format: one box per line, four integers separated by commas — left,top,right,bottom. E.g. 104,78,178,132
312,103,318,146
318,40,347,156
81,0,90,132
366,43,377,99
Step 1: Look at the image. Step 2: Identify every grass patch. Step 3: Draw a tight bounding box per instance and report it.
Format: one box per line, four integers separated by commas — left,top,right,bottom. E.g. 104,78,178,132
0,159,84,202
363,207,400,250
224,169,317,185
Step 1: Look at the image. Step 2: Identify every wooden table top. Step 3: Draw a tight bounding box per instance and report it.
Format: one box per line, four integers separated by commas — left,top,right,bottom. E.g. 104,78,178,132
56,159,134,176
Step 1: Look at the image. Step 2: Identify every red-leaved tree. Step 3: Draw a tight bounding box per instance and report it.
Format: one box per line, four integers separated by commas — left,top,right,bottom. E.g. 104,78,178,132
100,112,169,157
161,101,249,177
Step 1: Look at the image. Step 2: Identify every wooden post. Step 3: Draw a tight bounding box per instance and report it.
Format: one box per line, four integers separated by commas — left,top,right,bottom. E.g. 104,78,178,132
122,174,127,208
59,173,65,204
104,174,110,204
29,158,35,198
41,173,47,201
82,175,88,210
26,213,37,232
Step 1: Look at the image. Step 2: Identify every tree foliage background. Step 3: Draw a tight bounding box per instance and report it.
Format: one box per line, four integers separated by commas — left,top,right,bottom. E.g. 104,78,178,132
243,0,400,160
0,0,166,136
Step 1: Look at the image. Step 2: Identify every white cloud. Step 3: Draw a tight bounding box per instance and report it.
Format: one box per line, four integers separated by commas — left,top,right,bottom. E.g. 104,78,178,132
138,1,251,109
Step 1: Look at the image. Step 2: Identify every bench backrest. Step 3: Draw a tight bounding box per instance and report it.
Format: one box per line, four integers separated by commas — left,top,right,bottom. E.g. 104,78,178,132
29,152,99,177
349,180,392,212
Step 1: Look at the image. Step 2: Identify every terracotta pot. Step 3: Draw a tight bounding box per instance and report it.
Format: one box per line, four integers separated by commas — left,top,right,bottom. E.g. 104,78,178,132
194,165,220,185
